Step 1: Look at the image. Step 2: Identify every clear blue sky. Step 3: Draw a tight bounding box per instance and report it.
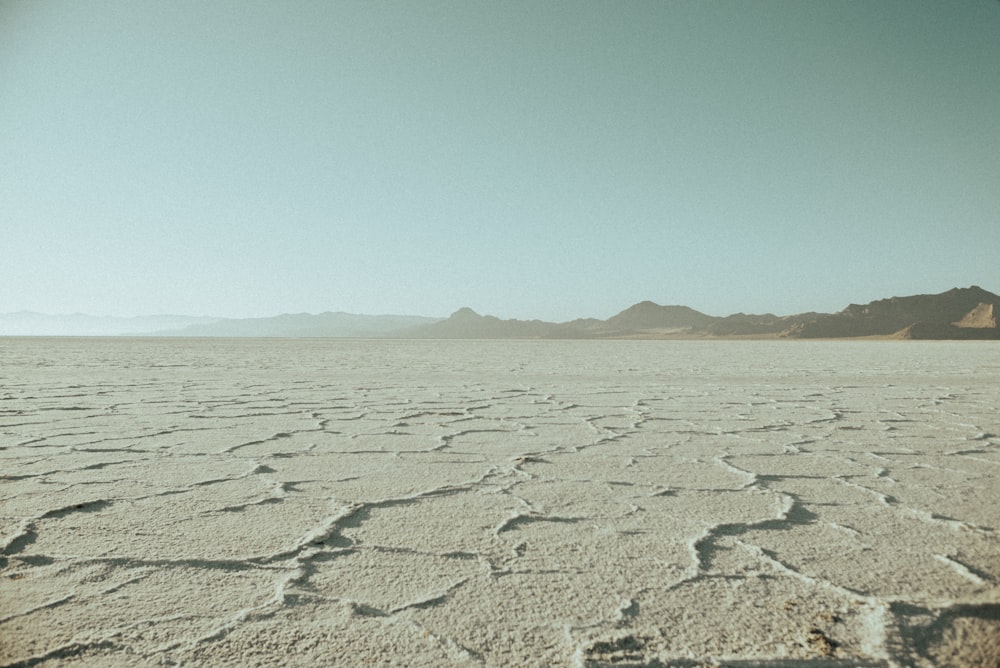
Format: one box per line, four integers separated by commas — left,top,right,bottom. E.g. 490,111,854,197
2,1,998,320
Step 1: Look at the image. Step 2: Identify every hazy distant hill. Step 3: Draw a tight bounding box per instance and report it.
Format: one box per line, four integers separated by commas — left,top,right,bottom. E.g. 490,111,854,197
0,312,220,336
150,312,442,337
602,301,717,334
403,308,561,339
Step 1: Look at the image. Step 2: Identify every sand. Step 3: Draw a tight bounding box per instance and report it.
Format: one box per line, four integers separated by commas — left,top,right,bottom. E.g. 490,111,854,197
2,338,999,667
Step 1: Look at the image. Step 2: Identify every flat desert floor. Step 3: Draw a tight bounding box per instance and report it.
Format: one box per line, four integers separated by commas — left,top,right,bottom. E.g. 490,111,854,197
2,338,999,667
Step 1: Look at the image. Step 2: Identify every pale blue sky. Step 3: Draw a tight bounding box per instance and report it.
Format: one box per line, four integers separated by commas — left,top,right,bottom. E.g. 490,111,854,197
2,1,998,320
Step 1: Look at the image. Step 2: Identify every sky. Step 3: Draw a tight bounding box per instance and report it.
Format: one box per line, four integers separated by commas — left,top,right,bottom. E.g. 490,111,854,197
2,1,998,321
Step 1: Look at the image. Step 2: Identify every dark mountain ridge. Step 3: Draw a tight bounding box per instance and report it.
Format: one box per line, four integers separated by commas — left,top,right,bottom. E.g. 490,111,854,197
793,286,1000,339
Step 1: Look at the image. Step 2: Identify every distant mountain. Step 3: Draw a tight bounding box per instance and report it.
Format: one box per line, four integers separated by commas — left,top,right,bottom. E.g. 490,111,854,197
0,312,220,336
706,312,821,337
403,308,561,339
792,286,1000,339
150,312,442,337
602,301,716,334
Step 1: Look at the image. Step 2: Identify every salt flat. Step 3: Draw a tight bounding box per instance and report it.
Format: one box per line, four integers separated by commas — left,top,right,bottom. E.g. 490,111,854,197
2,338,999,667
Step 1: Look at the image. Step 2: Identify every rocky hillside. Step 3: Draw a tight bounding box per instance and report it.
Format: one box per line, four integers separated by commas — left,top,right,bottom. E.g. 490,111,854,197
792,286,1000,339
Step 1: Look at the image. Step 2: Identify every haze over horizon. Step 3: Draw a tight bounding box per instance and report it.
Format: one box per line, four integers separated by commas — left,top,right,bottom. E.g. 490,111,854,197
3,1,998,322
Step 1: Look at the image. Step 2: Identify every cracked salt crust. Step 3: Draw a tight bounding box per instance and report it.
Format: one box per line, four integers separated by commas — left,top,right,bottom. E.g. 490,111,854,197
2,338,999,666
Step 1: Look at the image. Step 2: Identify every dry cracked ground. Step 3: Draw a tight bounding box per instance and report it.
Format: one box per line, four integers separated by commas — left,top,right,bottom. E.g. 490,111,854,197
2,338,999,667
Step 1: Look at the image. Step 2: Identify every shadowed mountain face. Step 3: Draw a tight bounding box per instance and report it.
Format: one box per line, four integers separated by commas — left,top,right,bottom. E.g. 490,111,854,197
793,286,1000,339
706,312,821,337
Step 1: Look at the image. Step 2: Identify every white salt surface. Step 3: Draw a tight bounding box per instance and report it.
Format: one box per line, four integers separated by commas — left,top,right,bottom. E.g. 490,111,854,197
2,338,999,667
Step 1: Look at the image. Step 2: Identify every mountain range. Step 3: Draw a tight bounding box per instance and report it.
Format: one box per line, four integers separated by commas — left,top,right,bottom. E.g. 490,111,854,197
2,286,997,339
403,286,999,340
150,312,440,338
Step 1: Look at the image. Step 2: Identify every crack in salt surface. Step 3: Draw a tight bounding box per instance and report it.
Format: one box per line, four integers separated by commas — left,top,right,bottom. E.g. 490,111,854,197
933,554,991,586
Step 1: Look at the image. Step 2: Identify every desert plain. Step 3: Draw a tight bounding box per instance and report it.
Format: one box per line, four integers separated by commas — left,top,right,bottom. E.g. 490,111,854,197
2,337,999,667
